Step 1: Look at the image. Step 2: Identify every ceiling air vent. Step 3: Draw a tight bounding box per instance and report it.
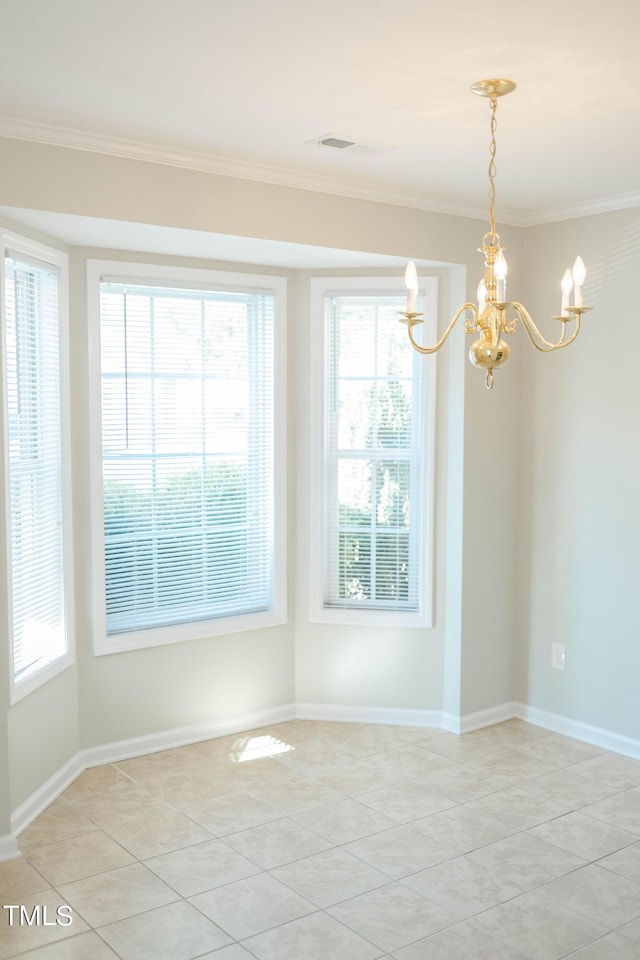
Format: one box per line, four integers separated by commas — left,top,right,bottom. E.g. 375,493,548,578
319,136,356,149
307,134,394,158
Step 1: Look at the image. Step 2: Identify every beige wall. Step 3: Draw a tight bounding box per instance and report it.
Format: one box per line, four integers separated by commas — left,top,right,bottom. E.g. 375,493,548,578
0,630,10,835
0,136,495,262
517,207,640,740
7,669,79,810
0,135,525,821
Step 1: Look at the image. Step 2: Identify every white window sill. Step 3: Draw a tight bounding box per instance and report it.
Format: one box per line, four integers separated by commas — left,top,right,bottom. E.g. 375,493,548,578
94,607,287,656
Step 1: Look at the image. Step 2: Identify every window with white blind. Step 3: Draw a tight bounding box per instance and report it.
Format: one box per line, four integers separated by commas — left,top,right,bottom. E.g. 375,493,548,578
88,262,286,653
1,235,73,700
311,276,436,627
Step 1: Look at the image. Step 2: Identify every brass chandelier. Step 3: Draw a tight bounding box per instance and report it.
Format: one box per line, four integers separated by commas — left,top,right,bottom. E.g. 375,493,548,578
400,79,591,389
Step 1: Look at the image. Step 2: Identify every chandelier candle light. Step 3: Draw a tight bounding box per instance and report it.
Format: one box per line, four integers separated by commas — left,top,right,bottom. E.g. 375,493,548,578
400,79,591,389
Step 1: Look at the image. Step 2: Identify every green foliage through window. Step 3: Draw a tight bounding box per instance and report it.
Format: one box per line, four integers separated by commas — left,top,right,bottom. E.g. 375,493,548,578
326,292,421,610
100,281,274,634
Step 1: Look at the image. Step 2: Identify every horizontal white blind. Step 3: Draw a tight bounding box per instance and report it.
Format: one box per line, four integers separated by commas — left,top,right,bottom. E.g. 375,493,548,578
324,293,423,611
99,282,275,634
4,253,66,683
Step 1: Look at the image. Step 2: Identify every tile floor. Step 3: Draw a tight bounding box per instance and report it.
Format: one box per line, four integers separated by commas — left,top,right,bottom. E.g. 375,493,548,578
2,719,640,959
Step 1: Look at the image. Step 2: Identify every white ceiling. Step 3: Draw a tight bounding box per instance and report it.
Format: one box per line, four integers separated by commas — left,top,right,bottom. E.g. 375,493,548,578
0,0,638,228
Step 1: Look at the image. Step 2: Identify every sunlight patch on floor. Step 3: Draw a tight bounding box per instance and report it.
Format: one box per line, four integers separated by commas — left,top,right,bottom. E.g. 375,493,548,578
231,734,294,763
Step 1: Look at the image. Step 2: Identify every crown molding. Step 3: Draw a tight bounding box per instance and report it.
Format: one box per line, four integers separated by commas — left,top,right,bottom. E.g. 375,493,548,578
0,116,637,228
519,191,640,226
0,116,507,224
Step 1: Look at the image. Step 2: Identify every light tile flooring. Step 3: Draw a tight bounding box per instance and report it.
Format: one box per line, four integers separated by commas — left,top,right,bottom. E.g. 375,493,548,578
2,719,640,959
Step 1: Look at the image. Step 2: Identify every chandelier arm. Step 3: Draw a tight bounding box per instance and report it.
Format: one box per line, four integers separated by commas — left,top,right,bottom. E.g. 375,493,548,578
405,303,478,355
510,302,582,353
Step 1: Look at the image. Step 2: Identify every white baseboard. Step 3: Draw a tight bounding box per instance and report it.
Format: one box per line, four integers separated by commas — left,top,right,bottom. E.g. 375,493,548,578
81,703,296,768
513,702,640,760
5,697,640,863
10,753,85,839
3,702,295,861
0,834,20,861
451,701,519,735
296,702,442,728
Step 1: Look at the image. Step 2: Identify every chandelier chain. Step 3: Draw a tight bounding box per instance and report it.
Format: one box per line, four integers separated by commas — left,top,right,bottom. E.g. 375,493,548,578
488,96,498,239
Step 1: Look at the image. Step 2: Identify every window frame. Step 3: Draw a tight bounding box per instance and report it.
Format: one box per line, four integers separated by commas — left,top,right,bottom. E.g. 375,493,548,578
0,231,75,703
310,275,436,628
87,260,287,655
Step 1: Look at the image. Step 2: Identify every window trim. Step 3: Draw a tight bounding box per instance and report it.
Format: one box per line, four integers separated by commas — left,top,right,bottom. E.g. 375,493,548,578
0,231,75,703
310,275,436,628
87,260,287,655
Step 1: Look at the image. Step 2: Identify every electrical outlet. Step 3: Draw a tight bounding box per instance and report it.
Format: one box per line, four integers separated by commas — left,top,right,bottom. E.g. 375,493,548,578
551,643,566,671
